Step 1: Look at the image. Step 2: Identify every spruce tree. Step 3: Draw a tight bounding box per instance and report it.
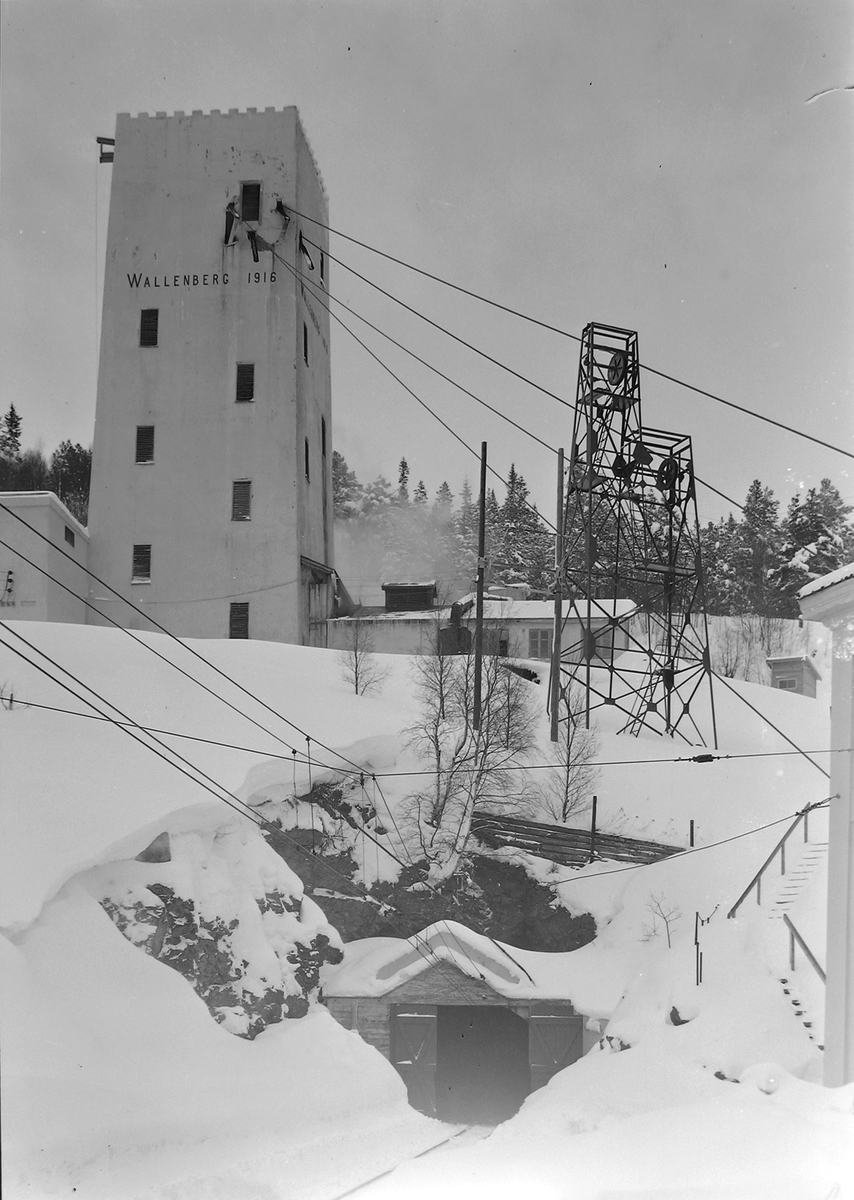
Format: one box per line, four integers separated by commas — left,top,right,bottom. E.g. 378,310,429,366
1,405,22,460
738,480,782,615
331,451,361,519
493,465,552,593
49,441,91,525
0,404,22,487
397,457,410,505
774,479,854,612
434,481,453,513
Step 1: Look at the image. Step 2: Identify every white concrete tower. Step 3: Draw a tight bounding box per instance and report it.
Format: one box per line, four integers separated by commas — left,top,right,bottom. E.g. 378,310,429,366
88,108,333,644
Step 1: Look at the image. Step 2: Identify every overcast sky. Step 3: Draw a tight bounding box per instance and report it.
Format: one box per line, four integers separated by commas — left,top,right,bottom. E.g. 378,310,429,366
1,0,852,525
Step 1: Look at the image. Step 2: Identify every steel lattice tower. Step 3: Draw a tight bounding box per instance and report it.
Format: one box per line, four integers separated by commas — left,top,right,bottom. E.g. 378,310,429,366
556,322,717,746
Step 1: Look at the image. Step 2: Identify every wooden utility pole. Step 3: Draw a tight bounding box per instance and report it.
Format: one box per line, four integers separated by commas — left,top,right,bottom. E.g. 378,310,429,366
550,448,565,743
473,442,487,731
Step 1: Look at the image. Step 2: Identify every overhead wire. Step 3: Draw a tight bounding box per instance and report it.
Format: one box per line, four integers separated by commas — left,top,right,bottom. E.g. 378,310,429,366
277,253,558,533
290,258,557,454
0,500,368,777
711,672,829,778
276,251,835,778
548,797,833,885
289,207,853,463
286,240,748,523
292,237,747,516
306,238,573,411
7,616,829,996
0,622,493,1002
2,695,842,775
0,533,318,767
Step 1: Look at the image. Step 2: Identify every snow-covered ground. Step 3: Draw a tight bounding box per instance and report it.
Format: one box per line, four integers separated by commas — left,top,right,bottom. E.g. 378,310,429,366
1,621,852,1198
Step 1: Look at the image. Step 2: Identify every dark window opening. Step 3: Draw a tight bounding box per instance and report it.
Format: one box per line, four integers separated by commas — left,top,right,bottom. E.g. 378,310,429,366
132,544,151,582
229,602,249,639
304,438,310,482
303,322,309,366
321,417,327,457
320,251,326,285
135,425,155,463
139,309,159,347
64,526,75,547
232,480,252,521
235,363,255,403
528,629,552,660
240,182,261,223
778,677,798,690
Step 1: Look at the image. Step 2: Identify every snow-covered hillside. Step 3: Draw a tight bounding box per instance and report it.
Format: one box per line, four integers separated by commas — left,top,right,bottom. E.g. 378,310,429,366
2,621,851,1198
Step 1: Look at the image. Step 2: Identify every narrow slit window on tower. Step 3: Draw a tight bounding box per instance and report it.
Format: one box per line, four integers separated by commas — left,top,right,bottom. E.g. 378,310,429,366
303,322,309,366
64,526,75,548
304,438,310,482
139,309,159,347
132,544,151,583
320,251,325,286
321,417,327,457
229,602,249,639
235,363,255,403
135,425,155,463
232,479,252,521
240,182,261,222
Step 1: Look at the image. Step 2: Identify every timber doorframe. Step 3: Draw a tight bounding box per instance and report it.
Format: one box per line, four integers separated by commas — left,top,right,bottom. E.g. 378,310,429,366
390,1004,438,1117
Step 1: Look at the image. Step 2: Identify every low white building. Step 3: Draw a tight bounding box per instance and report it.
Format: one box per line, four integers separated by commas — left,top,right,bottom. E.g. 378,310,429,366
328,594,636,661
0,493,89,624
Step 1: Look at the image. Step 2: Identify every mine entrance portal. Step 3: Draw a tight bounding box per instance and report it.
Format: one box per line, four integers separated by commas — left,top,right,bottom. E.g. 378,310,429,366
391,1003,569,1124
436,1005,530,1123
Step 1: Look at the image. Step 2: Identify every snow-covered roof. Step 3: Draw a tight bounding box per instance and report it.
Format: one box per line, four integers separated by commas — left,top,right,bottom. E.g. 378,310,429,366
452,596,638,623
0,490,89,537
765,654,822,678
798,562,854,599
328,597,638,625
328,608,439,623
320,920,627,1014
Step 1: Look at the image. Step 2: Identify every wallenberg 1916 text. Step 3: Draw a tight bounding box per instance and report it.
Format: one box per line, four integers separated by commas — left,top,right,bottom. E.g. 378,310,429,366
127,272,276,288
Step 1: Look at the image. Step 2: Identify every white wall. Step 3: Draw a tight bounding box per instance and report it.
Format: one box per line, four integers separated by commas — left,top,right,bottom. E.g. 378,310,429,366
327,614,628,659
0,493,89,624
88,109,332,643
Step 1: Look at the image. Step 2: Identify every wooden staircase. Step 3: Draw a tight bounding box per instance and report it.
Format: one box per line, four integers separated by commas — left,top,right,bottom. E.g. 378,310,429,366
768,841,829,914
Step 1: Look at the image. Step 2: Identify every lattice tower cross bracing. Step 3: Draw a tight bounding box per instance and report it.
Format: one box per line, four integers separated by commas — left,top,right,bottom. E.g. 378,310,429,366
553,321,717,747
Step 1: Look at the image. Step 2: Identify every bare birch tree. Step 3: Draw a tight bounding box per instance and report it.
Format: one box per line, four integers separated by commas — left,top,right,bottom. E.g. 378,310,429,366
337,621,388,696
543,685,599,823
403,630,538,883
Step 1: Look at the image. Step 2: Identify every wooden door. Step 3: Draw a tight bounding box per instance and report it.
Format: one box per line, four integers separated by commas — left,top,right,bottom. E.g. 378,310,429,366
391,1005,437,1117
528,1005,584,1091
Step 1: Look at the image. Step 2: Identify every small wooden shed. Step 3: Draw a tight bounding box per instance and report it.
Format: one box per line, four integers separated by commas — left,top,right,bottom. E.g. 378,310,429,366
766,654,822,698
321,922,599,1123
